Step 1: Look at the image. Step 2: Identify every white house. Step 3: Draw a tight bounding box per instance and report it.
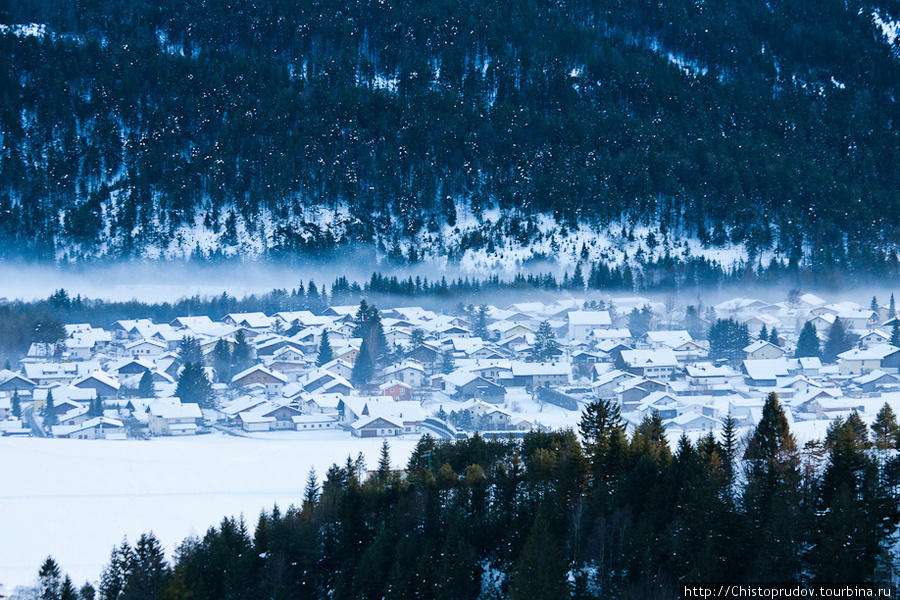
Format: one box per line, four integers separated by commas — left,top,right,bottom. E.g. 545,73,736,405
148,401,202,435
568,311,612,340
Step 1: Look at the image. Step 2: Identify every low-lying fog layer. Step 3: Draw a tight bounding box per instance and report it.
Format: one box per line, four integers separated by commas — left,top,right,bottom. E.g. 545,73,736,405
0,258,897,307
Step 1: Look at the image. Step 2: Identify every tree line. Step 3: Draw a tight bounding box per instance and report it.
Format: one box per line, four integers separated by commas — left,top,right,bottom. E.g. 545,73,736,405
33,394,900,598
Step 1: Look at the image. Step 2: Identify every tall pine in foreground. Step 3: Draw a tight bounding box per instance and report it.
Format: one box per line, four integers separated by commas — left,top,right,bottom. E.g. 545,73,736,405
742,392,805,581
508,515,569,600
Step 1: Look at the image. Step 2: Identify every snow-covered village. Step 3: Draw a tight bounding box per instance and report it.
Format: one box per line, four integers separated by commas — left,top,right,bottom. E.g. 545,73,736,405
1,291,898,443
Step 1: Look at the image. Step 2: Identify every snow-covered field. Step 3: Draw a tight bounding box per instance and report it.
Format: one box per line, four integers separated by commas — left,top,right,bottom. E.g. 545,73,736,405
0,432,420,590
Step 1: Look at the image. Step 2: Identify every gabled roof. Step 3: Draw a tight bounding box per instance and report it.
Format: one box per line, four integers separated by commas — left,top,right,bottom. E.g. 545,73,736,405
744,340,781,354
231,364,289,384
619,349,679,368
73,370,121,390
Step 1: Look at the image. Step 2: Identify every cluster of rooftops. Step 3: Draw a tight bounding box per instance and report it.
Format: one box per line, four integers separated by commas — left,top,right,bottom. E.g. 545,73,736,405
1,291,898,439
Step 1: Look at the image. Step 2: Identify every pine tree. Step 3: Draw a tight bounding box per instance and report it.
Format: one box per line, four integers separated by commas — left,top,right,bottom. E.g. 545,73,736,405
212,338,232,382
11,388,21,418
871,296,879,312
823,317,851,363
351,339,374,387
377,439,392,485
872,403,900,450
43,390,57,427
122,533,168,600
39,556,62,600
769,327,779,346
138,370,154,398
231,330,251,373
795,322,821,358
743,392,804,581
759,325,768,342
530,320,559,362
302,467,319,515
812,415,892,582
60,577,77,600
721,412,739,490
891,320,900,347
708,318,749,363
175,363,214,408
79,582,95,600
178,336,202,364
508,515,569,600
440,351,455,374
473,305,489,339
316,329,334,367
890,294,896,319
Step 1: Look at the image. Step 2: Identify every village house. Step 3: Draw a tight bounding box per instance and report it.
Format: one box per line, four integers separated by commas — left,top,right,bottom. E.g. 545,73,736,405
617,349,678,378
382,361,427,387
52,417,126,440
743,340,784,361
567,311,612,340
231,365,289,393
73,371,121,398
379,380,413,401
148,401,202,436
292,414,340,432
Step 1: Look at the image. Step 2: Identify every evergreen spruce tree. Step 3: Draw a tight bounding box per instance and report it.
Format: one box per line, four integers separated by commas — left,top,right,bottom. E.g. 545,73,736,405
177,336,202,364
508,515,569,600
316,329,334,367
530,320,559,362
39,556,62,600
823,317,851,363
891,320,900,347
302,467,319,515
743,392,805,581
721,412,739,491
812,416,892,582
473,305,489,339
79,582,95,600
175,363,214,408
351,339,374,387
871,296,879,312
872,403,900,450
377,439,392,485
440,351,455,374
708,318,750,363
759,325,768,343
231,330,252,373
44,390,57,427
795,322,821,358
769,327,779,346
890,294,896,319
212,338,232,382
121,533,168,600
11,388,21,418
60,576,77,600
138,370,154,398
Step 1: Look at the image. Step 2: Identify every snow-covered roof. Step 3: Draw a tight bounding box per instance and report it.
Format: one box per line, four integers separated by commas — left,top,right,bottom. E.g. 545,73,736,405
231,364,289,384
619,349,678,368
149,401,202,420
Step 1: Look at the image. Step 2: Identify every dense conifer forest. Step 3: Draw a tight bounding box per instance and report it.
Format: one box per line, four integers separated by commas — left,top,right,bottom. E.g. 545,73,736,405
32,395,900,599
1,0,899,273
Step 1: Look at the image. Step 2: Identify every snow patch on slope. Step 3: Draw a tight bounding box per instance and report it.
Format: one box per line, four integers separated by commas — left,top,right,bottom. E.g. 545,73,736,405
873,11,900,47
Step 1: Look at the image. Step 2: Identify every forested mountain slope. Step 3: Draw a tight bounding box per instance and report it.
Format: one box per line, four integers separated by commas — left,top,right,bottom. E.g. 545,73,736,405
0,0,898,276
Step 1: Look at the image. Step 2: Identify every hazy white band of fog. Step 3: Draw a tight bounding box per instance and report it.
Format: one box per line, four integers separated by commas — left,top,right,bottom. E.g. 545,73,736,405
0,260,893,307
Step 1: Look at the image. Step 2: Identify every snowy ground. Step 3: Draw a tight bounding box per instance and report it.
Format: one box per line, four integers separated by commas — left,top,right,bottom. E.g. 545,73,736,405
0,432,420,590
